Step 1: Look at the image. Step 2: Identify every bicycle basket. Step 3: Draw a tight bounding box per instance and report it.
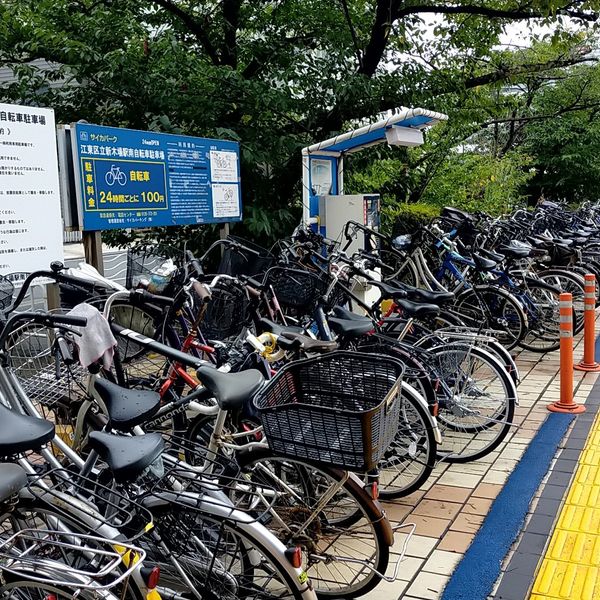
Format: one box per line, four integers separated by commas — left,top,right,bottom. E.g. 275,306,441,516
199,278,251,340
0,275,14,311
126,247,170,289
253,351,404,471
217,236,274,277
263,267,325,311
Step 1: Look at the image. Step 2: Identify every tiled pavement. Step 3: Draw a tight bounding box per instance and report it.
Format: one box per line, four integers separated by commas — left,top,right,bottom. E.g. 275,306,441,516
366,328,598,600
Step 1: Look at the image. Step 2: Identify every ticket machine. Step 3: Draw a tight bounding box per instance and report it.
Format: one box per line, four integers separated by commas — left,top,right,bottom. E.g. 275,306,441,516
301,107,447,310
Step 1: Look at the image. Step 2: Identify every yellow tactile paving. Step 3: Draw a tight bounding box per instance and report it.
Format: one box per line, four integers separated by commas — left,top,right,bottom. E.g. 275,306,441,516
530,413,600,600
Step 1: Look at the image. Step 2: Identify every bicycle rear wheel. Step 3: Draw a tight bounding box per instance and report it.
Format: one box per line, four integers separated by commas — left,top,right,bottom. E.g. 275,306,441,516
236,448,391,598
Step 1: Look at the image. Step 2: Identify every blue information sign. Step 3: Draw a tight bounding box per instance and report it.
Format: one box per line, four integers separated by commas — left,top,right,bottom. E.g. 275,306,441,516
73,123,242,230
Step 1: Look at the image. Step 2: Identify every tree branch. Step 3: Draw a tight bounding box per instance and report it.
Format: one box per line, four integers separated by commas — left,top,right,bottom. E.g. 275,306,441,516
222,0,241,68
359,0,400,77
152,0,220,65
338,0,363,69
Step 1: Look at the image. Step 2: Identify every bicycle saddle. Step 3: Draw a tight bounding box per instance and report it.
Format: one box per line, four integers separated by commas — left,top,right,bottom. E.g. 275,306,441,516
328,317,374,338
0,403,54,456
278,332,338,354
496,245,530,259
473,253,498,270
332,306,373,321
369,280,408,300
478,248,505,263
394,298,440,318
0,463,27,502
196,366,264,411
394,283,455,305
259,317,304,337
94,379,161,431
88,431,164,483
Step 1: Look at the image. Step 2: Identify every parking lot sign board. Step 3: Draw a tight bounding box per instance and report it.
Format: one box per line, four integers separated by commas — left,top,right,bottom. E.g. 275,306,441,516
73,123,242,231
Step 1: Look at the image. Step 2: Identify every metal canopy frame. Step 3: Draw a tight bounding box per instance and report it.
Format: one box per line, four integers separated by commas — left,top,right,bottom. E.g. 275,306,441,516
301,107,448,225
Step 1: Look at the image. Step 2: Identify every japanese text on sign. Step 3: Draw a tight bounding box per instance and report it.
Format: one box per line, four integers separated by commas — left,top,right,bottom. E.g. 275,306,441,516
73,123,242,231
0,103,63,275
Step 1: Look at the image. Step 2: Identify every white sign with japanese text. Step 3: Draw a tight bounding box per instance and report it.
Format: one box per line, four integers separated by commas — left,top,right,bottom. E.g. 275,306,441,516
0,103,63,276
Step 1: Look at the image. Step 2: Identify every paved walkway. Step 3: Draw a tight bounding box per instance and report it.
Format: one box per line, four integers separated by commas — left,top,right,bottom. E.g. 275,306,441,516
368,325,598,600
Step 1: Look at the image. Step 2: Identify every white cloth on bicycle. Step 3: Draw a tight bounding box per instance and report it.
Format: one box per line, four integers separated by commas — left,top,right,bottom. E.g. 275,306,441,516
66,303,117,369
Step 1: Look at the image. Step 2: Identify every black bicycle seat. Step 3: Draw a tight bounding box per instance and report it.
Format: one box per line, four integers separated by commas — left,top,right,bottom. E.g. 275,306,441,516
369,280,408,300
394,298,440,318
328,317,374,338
497,245,531,259
0,463,27,502
196,366,264,411
0,404,54,456
332,306,372,321
279,332,338,353
479,248,505,263
259,318,304,337
88,431,164,483
473,253,499,270
94,379,161,431
396,283,455,305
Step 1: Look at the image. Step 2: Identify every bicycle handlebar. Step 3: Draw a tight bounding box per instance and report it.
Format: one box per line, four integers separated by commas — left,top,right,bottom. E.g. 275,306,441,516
0,312,88,353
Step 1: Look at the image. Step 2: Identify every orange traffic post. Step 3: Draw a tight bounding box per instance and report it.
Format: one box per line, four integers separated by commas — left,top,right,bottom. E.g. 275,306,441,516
548,292,585,414
574,273,600,372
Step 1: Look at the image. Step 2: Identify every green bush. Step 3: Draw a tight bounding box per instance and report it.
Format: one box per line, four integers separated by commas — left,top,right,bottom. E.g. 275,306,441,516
382,202,440,237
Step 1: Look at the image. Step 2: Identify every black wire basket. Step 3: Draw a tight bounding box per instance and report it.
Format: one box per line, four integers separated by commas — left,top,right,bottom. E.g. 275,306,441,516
217,236,274,277
126,247,170,290
263,266,326,312
199,278,251,340
253,351,404,472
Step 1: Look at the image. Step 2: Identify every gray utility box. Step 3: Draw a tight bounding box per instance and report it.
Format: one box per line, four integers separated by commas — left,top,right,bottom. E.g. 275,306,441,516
318,194,380,254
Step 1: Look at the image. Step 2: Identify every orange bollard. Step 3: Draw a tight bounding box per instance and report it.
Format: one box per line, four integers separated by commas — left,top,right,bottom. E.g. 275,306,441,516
548,292,586,413
574,273,600,372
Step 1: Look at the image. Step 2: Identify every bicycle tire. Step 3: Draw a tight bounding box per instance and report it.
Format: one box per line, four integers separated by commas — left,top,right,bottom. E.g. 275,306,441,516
146,502,310,600
377,381,437,500
428,343,516,463
235,448,391,598
536,269,585,334
454,285,528,350
516,281,562,352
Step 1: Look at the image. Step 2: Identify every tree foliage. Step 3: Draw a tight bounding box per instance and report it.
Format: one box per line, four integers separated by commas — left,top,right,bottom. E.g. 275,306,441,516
1,0,599,245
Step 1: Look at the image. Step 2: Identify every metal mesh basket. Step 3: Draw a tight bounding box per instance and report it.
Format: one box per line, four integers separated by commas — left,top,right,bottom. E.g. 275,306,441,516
254,351,404,471
217,236,274,277
263,267,325,312
6,320,88,410
126,247,169,289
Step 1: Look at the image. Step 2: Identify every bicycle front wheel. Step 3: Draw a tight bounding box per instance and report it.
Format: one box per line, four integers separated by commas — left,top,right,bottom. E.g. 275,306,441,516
236,448,391,598
428,343,516,463
377,381,437,500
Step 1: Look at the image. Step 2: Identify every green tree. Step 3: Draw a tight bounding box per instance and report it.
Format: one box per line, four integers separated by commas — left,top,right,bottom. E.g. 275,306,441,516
1,0,598,244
